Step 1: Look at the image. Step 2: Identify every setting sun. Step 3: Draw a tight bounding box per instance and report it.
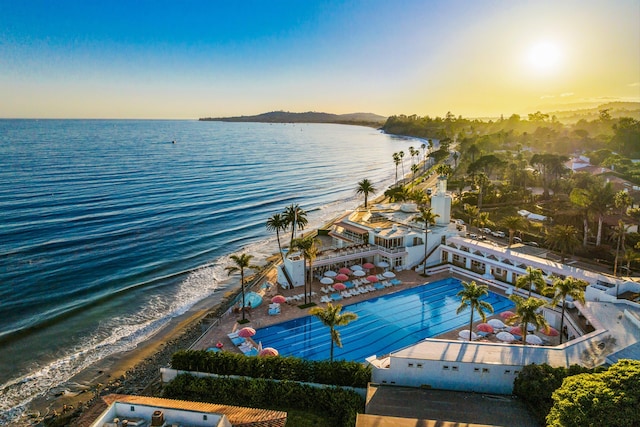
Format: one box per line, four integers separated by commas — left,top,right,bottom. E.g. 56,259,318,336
527,41,563,74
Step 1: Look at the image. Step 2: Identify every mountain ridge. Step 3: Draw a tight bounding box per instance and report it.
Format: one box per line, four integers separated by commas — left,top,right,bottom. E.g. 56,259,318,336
199,111,387,126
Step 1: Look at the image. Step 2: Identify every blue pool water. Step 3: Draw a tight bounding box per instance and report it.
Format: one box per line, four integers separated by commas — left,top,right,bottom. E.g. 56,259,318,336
252,278,515,362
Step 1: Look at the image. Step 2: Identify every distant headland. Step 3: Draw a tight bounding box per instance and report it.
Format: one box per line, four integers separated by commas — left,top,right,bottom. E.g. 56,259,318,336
199,111,387,127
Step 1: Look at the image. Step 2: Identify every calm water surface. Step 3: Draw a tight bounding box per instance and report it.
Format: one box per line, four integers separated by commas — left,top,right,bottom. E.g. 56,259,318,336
0,119,422,422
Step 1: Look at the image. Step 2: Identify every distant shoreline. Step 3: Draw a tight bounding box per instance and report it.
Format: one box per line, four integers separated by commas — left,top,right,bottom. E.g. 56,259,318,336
199,110,387,128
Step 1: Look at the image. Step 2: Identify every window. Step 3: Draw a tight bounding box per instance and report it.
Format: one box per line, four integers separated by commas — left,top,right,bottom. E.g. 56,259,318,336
474,368,480,372
203,415,208,421
130,406,135,412
443,365,450,370
514,370,520,375
504,370,511,374
408,363,414,367
417,364,423,368
452,366,459,371
482,368,489,373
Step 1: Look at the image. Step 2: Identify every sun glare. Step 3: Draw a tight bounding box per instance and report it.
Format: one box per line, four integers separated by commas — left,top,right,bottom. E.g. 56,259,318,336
527,41,563,73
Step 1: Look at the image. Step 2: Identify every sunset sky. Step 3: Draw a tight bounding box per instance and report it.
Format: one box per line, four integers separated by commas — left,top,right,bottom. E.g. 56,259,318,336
1,0,639,119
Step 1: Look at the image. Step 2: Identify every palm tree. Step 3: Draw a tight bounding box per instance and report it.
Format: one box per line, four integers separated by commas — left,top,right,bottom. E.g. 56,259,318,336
266,213,288,264
612,220,630,276
291,235,321,304
435,163,452,177
545,225,581,263
474,172,490,209
569,187,591,247
476,212,494,238
456,281,494,341
283,204,308,252
544,277,587,344
622,249,640,284
225,253,260,322
399,150,405,178
507,295,548,345
356,178,376,209
588,180,615,246
411,163,419,179
452,151,459,169
614,190,633,215
501,215,528,247
309,303,357,361
515,266,545,297
392,152,401,186
421,142,427,171
463,204,479,227
412,207,439,274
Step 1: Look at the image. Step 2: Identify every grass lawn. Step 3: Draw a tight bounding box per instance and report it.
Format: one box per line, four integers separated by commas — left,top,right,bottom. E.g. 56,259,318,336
281,408,337,427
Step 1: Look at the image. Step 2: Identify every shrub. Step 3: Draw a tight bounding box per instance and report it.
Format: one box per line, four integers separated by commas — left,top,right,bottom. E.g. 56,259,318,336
547,360,640,427
164,373,364,426
171,350,371,388
513,363,594,425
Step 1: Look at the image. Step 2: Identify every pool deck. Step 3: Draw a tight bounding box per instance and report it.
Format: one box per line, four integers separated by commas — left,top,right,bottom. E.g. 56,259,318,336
191,268,561,355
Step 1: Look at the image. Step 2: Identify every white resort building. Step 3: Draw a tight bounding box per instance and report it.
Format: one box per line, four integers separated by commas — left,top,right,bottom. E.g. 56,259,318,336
277,176,640,394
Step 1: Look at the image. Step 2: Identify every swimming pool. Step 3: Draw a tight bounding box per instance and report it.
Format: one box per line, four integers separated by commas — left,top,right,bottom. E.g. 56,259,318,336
252,278,514,362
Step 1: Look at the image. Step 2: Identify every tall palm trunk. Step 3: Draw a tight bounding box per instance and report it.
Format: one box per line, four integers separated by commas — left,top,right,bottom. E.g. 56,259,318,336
596,215,604,246
240,270,246,321
468,306,475,340
558,300,566,344
582,217,588,247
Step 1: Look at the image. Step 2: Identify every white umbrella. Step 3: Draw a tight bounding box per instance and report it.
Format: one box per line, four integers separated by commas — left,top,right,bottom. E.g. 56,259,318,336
458,330,478,340
382,271,396,278
488,318,506,329
324,270,337,277
526,334,543,345
376,261,389,268
350,265,363,271
353,270,366,277
496,331,515,342
320,277,334,285
525,323,536,332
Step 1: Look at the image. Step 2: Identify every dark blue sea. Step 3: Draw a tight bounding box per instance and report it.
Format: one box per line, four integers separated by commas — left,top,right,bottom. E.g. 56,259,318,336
0,119,421,422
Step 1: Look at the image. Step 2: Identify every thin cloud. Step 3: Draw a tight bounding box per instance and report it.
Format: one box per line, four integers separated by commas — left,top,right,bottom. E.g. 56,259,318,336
628,82,640,87
560,92,574,97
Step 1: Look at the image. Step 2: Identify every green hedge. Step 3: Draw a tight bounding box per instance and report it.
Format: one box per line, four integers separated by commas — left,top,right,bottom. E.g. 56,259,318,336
513,363,598,425
171,350,371,388
163,373,364,426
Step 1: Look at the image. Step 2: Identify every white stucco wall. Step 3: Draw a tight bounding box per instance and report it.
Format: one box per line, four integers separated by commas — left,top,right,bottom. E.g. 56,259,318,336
92,402,229,427
372,357,519,394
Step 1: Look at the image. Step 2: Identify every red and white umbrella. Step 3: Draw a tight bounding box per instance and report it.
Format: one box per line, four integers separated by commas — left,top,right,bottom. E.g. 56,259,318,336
542,326,559,336
338,267,351,275
367,275,379,283
258,347,279,357
238,327,256,338
500,311,516,320
363,262,375,269
509,326,525,336
271,295,286,304
477,323,494,333
335,273,349,282
333,283,346,291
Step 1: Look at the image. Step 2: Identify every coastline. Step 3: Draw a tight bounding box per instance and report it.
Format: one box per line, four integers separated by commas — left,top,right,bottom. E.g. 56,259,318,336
25,139,424,426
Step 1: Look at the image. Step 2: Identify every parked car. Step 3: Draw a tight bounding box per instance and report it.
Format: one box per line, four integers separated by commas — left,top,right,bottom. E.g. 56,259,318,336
525,241,539,247
469,233,478,239
513,237,522,243
479,228,491,234
491,231,506,238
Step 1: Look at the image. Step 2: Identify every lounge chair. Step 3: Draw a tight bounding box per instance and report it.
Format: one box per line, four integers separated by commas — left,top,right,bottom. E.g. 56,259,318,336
320,295,331,303
330,293,343,301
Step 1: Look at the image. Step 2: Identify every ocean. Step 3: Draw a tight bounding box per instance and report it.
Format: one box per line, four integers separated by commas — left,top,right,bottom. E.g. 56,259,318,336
0,119,422,422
